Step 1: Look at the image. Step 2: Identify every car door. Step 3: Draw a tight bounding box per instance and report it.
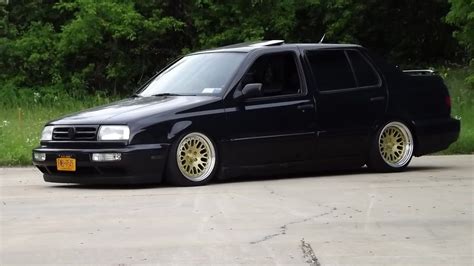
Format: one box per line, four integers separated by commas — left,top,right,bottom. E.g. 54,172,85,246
304,48,386,159
222,49,317,167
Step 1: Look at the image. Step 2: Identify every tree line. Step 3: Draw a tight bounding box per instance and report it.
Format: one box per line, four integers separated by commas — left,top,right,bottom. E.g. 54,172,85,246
0,0,472,96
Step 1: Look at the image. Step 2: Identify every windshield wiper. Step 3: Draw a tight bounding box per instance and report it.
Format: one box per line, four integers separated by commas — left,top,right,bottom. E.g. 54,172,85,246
151,93,195,97
131,93,142,98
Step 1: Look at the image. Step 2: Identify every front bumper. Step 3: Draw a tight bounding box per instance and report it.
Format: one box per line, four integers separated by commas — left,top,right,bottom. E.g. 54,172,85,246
32,144,170,184
413,117,460,156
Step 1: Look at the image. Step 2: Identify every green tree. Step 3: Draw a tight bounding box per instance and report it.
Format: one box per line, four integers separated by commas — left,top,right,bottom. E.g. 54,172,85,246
0,22,59,87
0,0,469,97
0,0,189,96
0,0,61,89
446,0,474,86
352,0,461,66
55,0,187,94
190,0,298,48
190,0,461,66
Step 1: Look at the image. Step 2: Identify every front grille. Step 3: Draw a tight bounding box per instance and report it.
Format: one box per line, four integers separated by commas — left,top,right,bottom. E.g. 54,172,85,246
52,126,98,141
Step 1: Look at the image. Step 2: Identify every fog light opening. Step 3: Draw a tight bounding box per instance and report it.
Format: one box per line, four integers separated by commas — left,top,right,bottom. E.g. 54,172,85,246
34,152,46,161
92,153,122,162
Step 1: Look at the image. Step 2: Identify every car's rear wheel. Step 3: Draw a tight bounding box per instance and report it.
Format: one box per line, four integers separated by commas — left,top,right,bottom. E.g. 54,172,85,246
368,121,414,172
166,132,217,186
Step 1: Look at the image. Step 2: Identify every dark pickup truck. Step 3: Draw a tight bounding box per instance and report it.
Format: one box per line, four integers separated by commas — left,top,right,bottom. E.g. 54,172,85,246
33,40,460,186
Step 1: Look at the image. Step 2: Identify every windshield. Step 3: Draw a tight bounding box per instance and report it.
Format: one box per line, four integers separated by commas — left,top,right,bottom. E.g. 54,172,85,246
139,52,247,97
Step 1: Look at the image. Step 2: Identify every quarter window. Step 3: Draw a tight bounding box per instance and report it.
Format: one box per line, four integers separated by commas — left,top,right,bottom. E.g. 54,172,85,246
306,50,356,91
347,50,380,87
242,52,301,97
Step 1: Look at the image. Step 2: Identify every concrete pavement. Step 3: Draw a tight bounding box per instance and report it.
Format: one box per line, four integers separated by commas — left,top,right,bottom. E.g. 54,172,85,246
1,155,473,265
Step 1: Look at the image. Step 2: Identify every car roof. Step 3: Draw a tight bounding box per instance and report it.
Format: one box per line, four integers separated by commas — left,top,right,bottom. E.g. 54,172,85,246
190,40,362,54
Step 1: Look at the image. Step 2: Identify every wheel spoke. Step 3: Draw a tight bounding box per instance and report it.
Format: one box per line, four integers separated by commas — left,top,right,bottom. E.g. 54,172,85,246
176,133,216,181
377,123,414,167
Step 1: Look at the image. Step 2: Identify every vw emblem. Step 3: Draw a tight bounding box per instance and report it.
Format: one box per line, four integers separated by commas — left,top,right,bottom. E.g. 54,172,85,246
67,127,75,139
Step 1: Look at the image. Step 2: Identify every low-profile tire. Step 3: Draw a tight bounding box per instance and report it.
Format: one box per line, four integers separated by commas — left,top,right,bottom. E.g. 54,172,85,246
166,132,218,186
367,121,415,172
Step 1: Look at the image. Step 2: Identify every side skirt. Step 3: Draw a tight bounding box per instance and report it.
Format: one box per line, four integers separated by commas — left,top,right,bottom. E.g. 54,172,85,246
218,157,365,180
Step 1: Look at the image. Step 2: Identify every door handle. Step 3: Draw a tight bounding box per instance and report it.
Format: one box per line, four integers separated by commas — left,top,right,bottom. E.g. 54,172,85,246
370,96,385,102
297,103,315,111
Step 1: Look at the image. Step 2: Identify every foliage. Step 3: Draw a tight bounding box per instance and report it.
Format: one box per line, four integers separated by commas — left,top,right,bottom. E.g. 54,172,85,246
0,94,114,166
352,0,462,67
446,0,474,87
191,0,462,67
0,0,469,97
438,66,474,154
191,0,298,47
1,0,188,96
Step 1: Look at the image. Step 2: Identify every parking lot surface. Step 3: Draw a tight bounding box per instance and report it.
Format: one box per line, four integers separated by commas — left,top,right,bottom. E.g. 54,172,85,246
1,155,473,265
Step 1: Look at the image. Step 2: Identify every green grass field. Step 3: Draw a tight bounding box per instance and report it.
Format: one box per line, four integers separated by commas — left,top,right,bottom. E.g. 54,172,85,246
0,67,472,166
0,94,113,166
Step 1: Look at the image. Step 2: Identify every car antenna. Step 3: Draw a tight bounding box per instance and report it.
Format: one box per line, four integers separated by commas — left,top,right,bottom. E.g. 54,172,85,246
319,34,326,43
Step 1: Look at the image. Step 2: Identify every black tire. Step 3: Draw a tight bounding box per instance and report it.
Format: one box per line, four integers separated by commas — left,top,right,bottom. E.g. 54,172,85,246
165,132,218,186
367,121,415,172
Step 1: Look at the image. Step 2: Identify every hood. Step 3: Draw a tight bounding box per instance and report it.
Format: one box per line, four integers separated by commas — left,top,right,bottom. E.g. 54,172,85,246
49,95,221,125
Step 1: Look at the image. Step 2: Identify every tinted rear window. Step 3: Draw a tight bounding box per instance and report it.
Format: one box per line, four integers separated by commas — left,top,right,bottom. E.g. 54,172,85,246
347,50,379,87
306,50,356,91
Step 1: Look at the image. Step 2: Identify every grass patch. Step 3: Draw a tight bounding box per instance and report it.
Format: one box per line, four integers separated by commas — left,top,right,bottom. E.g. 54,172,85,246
0,91,115,166
0,66,472,166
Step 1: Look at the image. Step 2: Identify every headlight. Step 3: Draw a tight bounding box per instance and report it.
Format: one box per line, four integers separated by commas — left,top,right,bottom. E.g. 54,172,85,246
97,125,130,141
41,126,54,141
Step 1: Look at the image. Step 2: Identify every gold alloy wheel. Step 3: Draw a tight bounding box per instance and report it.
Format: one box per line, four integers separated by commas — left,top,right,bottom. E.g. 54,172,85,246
378,122,414,168
177,133,216,182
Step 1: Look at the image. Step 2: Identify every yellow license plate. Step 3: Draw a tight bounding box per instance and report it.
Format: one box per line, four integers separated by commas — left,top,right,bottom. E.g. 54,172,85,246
56,157,76,172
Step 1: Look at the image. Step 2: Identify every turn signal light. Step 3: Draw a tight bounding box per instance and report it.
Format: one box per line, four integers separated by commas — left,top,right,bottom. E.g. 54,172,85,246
33,152,46,161
91,153,122,162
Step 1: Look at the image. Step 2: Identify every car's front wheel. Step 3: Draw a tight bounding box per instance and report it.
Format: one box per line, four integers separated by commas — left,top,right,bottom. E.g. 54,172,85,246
166,132,217,186
368,121,414,172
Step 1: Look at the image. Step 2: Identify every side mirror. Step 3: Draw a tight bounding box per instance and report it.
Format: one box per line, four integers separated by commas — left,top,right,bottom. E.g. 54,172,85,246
234,83,262,100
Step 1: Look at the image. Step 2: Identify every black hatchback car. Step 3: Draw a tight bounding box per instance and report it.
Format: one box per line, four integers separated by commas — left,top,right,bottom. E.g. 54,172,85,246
33,40,460,186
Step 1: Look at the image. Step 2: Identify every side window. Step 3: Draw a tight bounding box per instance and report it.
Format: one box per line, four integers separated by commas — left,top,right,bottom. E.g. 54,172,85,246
347,50,380,87
242,52,301,97
306,50,356,91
